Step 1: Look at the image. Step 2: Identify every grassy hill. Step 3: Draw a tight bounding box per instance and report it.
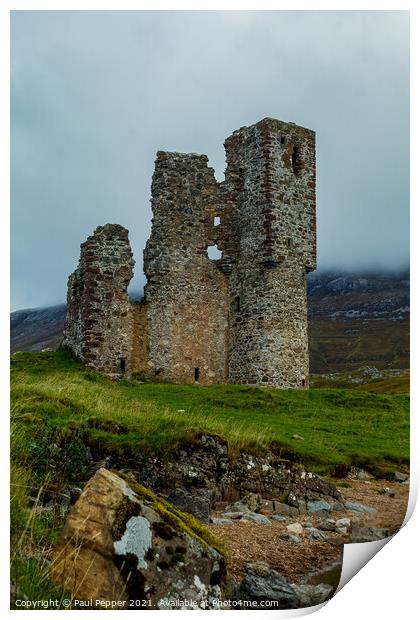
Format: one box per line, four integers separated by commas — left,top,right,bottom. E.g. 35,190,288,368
11,350,409,475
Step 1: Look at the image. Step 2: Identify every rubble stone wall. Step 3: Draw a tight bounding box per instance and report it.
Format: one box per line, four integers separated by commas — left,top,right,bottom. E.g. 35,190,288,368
62,224,134,377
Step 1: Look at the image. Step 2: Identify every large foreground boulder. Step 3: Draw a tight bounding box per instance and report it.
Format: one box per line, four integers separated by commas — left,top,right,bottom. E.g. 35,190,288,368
50,468,226,609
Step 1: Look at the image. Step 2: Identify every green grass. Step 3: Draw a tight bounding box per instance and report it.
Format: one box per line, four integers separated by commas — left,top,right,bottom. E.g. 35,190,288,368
11,350,409,474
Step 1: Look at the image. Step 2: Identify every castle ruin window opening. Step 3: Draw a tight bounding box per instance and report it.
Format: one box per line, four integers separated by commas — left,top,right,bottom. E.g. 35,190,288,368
120,358,126,373
291,146,301,175
234,296,240,312
287,238,293,249
207,244,222,260
214,216,221,226
194,367,200,381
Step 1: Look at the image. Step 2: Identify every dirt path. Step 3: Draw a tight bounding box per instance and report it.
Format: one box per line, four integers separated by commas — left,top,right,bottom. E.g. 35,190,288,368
208,478,409,584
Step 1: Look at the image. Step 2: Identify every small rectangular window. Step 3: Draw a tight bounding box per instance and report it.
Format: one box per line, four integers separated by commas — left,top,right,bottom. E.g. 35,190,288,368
287,238,293,248
214,216,221,226
194,367,200,381
234,296,240,312
120,358,126,373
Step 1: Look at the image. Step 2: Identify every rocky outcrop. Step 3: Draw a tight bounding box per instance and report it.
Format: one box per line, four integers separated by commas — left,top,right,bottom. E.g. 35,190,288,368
50,468,226,609
94,433,343,518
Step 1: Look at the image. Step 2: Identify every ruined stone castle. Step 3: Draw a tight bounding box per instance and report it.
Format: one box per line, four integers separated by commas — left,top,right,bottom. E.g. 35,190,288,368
62,118,316,388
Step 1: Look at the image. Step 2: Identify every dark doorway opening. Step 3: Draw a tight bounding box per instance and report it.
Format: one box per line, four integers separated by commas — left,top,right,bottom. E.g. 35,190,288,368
194,367,200,381
120,358,126,373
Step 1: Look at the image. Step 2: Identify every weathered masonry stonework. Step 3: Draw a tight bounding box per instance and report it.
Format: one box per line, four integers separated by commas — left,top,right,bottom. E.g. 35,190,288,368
63,118,316,388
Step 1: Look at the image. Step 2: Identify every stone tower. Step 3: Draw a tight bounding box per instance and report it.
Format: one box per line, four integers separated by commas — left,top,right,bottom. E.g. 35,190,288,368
224,119,316,388
63,118,316,388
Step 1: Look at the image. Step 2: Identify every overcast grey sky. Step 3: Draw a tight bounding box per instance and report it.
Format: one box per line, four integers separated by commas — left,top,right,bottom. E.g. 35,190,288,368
11,10,409,310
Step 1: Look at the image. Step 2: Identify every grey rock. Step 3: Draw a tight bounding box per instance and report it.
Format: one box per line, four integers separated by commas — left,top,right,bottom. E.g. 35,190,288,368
302,521,314,529
271,515,287,522
242,512,272,525
349,467,374,481
351,526,390,543
306,527,329,541
344,501,377,513
167,487,210,523
287,522,304,535
280,533,301,542
332,501,345,511
297,499,307,515
225,501,251,514
222,511,245,520
292,583,334,607
307,500,331,514
236,562,299,608
394,471,409,482
211,517,233,525
335,527,348,535
273,502,299,517
242,492,262,512
335,518,351,528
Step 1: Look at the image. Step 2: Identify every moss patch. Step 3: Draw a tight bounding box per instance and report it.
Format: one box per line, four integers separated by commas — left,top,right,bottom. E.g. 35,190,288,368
116,473,226,559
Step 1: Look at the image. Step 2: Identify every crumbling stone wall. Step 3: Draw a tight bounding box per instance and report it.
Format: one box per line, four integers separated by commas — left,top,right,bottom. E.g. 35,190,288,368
63,118,316,388
143,152,229,384
62,224,134,377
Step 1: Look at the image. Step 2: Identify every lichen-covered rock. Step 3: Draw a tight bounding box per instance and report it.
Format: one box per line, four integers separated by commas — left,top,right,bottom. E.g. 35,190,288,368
50,468,226,609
